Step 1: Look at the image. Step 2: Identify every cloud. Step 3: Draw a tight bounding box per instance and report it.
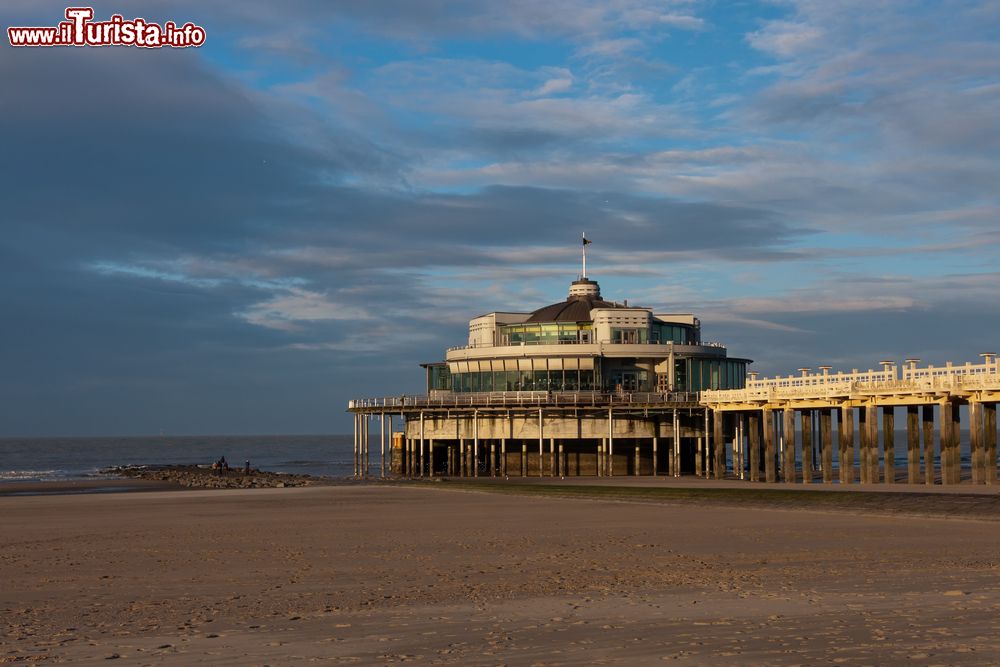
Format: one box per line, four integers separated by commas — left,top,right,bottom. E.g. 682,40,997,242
746,20,823,57
532,75,574,97
3,0,1000,435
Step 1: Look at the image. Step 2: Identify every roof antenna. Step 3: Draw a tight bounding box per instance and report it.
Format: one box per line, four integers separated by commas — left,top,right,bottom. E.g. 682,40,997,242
582,232,592,279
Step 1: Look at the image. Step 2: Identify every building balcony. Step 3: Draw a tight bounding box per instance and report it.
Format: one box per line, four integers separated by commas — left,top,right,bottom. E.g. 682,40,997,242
348,390,703,411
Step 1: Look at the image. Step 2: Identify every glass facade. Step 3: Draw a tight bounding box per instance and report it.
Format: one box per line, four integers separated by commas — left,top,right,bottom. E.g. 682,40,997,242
610,328,647,344
451,369,596,392
428,365,451,390
683,358,747,391
499,323,592,345
651,322,694,344
446,358,746,393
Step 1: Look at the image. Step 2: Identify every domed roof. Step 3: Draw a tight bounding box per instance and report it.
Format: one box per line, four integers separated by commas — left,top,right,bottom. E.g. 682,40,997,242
525,278,622,323
526,295,620,323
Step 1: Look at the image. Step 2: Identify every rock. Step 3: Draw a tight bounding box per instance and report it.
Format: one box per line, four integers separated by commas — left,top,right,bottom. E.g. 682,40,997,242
106,464,316,489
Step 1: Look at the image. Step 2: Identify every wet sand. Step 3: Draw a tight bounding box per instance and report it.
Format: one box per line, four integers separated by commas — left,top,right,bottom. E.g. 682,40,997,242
3,482,1000,664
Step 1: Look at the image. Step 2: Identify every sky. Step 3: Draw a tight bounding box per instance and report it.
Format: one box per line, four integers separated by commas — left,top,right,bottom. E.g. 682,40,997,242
2,1,1000,436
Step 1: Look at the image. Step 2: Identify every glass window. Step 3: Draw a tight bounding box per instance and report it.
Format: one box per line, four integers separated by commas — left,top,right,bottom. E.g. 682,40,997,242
520,370,532,390
564,370,578,391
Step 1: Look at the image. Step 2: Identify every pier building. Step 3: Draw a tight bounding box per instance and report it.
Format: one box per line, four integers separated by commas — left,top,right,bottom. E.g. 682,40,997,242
348,248,1000,486
349,257,750,479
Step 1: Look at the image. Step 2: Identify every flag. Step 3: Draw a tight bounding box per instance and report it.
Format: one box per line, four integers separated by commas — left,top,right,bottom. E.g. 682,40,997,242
582,236,592,246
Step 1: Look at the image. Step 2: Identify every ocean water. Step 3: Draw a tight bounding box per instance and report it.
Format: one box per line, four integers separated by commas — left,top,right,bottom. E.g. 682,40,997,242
0,428,984,483
0,434,355,483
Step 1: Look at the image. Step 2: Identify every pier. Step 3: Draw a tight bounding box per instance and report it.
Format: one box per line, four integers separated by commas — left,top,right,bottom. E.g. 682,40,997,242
700,356,1000,486
349,356,1000,485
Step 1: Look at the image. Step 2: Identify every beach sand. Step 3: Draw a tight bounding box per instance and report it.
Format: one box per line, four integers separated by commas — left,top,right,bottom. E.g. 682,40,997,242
3,481,1000,665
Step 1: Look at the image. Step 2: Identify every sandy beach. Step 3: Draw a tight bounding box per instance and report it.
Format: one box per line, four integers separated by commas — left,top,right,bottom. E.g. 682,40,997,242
4,481,1000,665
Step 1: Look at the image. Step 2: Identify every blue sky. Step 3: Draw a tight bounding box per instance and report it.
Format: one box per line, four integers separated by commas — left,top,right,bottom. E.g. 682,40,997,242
3,1,1000,435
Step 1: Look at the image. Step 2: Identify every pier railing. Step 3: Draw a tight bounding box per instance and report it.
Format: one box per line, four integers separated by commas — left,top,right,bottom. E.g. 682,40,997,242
349,390,701,411
702,358,1000,405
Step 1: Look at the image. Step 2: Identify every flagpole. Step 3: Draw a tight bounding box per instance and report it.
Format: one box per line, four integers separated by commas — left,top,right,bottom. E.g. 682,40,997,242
582,232,587,279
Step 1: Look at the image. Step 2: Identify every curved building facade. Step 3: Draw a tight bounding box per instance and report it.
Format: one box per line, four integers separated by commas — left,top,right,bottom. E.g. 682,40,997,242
429,277,749,396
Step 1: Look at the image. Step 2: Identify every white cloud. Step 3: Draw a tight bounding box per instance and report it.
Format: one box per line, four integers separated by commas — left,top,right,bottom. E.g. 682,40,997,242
240,288,374,331
532,76,573,96
746,20,823,57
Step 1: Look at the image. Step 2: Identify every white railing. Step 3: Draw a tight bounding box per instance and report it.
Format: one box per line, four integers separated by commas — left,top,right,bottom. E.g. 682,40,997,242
702,358,1000,405
349,391,701,410
446,339,702,352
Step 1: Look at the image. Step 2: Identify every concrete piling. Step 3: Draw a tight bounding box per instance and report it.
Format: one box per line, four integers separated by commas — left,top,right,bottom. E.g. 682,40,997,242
971,401,983,484
940,402,953,485
986,403,997,485
883,406,894,484
922,405,935,485
713,410,725,480
783,409,796,484
906,406,919,483
801,410,812,484
820,409,833,484
763,408,776,483
839,407,854,484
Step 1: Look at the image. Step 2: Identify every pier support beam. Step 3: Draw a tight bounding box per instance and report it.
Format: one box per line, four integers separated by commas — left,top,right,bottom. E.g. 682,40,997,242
474,410,480,478
948,400,961,484
821,409,833,484
938,401,959,484
986,403,997,486
840,406,855,484
361,415,372,479
859,406,870,484
858,405,878,484
672,409,680,478
428,439,435,477
558,442,565,477
783,408,796,484
652,435,659,477
538,409,544,478
749,411,761,482
490,441,497,478
714,411,725,480
352,413,358,478
922,405,935,485
906,406,920,484
971,401,983,484
764,408,776,483
405,438,412,477
695,436,703,478
607,408,615,477
801,410,812,484
883,406,895,484
521,442,527,477
941,401,954,485
867,404,879,483
380,414,386,479
419,412,425,478
501,439,507,477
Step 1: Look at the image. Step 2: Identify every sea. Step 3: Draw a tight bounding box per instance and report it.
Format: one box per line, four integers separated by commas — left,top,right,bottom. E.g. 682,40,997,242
0,429,980,484
0,434,355,483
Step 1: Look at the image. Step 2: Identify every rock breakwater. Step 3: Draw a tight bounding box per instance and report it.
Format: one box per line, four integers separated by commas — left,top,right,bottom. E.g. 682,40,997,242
102,464,319,489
